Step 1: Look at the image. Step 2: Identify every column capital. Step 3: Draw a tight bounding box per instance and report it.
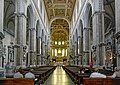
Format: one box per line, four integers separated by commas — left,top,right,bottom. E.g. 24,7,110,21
14,12,27,19
14,44,25,48
98,42,106,47
92,10,105,17
78,36,82,39
36,36,42,39
28,28,35,31
29,50,35,53
84,27,91,30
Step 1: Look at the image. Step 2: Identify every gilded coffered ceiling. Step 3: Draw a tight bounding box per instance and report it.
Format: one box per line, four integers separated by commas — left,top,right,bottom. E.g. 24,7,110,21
43,0,76,21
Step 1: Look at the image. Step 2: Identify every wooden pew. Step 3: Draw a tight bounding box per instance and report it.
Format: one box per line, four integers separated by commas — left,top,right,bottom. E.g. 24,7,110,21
63,66,80,83
20,66,56,84
83,78,120,85
63,66,114,85
83,78,103,85
99,69,113,76
63,66,92,84
0,78,34,85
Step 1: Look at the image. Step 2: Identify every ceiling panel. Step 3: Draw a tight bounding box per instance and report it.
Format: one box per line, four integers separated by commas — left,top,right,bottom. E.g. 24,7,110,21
43,0,76,21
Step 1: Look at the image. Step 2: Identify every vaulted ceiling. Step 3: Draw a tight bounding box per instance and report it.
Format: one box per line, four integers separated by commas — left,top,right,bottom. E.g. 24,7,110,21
104,0,115,33
43,0,76,21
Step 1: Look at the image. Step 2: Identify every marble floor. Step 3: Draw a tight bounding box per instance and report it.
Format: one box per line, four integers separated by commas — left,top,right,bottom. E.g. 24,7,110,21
43,67,75,85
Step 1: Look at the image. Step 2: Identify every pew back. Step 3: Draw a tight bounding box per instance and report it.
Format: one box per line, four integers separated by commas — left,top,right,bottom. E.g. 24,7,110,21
83,78,120,85
0,78,34,85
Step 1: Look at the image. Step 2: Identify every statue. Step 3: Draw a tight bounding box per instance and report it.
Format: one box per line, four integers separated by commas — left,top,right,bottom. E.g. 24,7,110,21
8,42,14,62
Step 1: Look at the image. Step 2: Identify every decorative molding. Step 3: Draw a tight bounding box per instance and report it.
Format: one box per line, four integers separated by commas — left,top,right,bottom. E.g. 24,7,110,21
0,32,4,40
98,42,106,47
28,28,35,31
14,44,20,48
84,27,91,30
29,50,35,53
92,10,105,18
14,12,27,19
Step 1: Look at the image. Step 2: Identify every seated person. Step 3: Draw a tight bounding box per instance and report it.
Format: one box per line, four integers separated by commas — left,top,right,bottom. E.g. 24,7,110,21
25,69,35,79
80,68,85,73
13,69,23,78
90,68,106,78
109,67,120,78
84,68,92,74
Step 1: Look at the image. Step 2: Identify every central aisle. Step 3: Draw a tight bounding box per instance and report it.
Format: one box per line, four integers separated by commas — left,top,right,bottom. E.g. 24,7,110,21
43,66,75,85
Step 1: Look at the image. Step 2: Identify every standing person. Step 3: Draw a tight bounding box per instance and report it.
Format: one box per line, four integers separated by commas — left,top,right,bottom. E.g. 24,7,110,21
25,69,35,79
89,62,93,68
90,68,106,78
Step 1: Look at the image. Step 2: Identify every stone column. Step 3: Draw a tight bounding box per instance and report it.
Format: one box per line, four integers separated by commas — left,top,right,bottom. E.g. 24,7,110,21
76,41,79,65
92,0,105,66
0,0,5,67
39,37,42,66
44,44,47,64
36,36,41,66
76,41,79,55
29,28,35,65
72,45,75,64
115,33,120,66
78,36,82,54
74,41,78,65
83,27,90,65
41,41,45,65
14,0,26,66
115,0,120,67
78,36,83,65
43,42,45,65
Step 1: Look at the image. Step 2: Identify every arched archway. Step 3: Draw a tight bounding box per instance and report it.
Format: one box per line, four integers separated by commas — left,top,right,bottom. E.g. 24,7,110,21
4,0,15,64
50,19,69,65
26,5,35,66
104,0,115,67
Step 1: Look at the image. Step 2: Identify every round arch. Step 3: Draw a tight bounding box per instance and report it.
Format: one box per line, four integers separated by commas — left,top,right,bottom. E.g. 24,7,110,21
26,5,35,28
84,3,92,27
50,17,70,28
